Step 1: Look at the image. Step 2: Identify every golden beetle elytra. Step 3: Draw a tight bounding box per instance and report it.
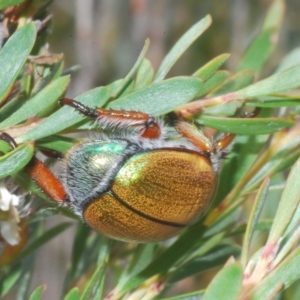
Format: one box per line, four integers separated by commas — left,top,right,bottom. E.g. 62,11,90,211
0,98,238,243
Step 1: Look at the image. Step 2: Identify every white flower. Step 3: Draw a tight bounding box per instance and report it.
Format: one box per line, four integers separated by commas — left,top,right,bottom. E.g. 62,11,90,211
0,182,22,245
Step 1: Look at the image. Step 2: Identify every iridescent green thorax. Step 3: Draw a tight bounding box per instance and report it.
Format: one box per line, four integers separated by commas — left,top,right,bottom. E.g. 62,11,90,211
64,140,140,211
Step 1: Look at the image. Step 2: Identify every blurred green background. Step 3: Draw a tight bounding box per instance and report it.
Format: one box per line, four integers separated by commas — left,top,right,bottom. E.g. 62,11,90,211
49,0,300,97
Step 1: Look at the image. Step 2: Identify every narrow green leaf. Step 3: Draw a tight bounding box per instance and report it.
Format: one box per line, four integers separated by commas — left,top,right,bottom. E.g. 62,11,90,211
19,223,72,259
237,0,284,74
179,232,225,266
0,269,21,296
63,288,80,300
154,15,212,82
28,286,45,300
197,115,294,135
37,136,77,153
245,136,300,192
170,244,240,284
0,143,34,179
262,0,285,31
0,96,25,123
231,219,273,236
281,158,300,237
247,97,300,107
241,178,270,266
63,223,92,289
237,29,276,74
116,80,134,98
92,239,112,300
235,63,300,99
15,265,34,300
0,23,37,104
213,133,269,206
202,263,243,300
173,64,300,117
193,53,230,81
134,58,154,90
272,148,300,175
0,0,25,9
195,70,230,98
31,60,64,97
275,47,300,73
161,291,204,300
250,246,300,300
204,209,241,239
80,238,111,300
112,39,149,98
0,76,70,129
268,158,300,243
209,70,255,97
118,244,157,286
17,86,110,143
109,77,202,115
115,224,206,299
203,101,241,116
275,220,300,267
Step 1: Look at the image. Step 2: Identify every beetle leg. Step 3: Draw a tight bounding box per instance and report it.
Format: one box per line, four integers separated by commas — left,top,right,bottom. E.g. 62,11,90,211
175,107,261,153
174,120,213,153
59,98,161,139
0,133,68,203
26,158,68,202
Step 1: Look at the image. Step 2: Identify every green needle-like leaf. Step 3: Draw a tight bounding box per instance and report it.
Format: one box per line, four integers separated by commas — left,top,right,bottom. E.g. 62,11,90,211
241,178,270,266
202,263,243,300
80,238,111,300
112,39,150,98
63,288,80,300
109,77,202,115
209,70,255,97
115,224,206,299
0,269,21,297
237,0,284,75
0,143,34,179
134,58,154,90
0,23,37,104
28,286,45,300
250,246,300,300
268,158,300,244
197,115,294,134
19,223,72,259
154,15,212,82
193,53,230,81
0,0,25,9
236,63,300,98
0,76,70,129
197,71,230,98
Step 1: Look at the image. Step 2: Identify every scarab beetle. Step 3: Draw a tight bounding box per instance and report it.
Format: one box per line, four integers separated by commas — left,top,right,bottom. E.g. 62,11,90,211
1,98,237,243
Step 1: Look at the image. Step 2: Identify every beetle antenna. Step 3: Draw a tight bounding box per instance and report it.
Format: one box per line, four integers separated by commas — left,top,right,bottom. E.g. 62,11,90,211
59,98,98,119
0,132,18,149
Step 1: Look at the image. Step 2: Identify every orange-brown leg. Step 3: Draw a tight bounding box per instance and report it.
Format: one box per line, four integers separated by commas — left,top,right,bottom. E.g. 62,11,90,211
0,133,67,203
174,107,261,154
174,120,213,153
26,158,67,202
59,98,161,139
